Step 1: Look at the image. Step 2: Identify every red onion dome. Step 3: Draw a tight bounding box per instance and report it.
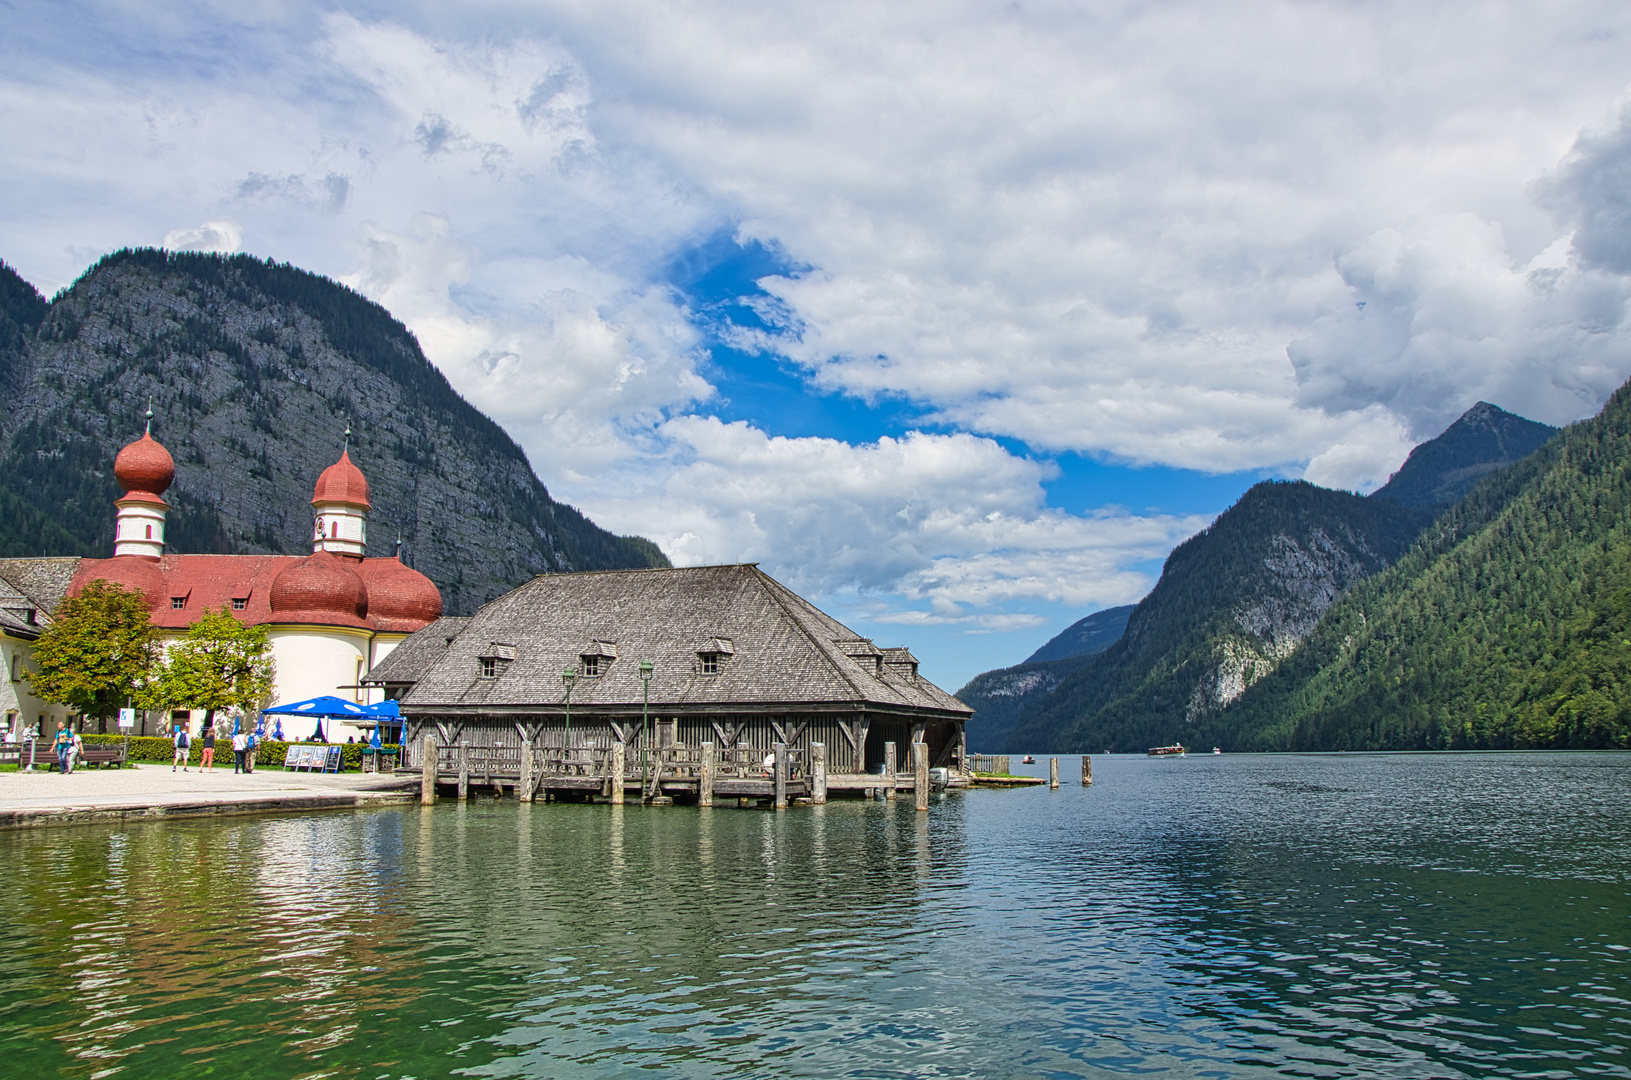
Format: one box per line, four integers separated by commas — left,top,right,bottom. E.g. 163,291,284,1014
311,450,371,510
70,557,167,608
268,551,369,626
113,432,175,497
359,557,443,632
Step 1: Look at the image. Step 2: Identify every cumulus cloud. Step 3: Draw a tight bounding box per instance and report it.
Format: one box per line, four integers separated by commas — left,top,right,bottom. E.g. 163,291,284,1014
162,219,242,253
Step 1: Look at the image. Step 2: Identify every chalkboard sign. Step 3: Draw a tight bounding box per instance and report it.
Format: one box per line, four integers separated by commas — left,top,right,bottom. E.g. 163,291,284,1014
324,746,343,773
282,745,340,772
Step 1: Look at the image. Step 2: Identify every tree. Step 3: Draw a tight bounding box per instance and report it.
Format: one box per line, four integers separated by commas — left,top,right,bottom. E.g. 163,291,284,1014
150,607,275,733
26,579,156,733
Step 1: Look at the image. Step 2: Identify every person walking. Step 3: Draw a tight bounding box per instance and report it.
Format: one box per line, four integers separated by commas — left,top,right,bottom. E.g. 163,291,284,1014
65,727,83,774
232,728,248,774
172,723,190,771
244,728,258,773
52,722,72,775
200,726,216,771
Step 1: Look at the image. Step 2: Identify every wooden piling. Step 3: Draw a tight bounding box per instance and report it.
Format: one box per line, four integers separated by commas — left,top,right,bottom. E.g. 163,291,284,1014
420,735,437,805
810,741,827,804
1049,757,1059,789
773,741,788,809
611,740,625,804
519,738,534,802
913,741,929,811
457,742,470,800
699,741,715,807
884,741,897,800
1081,755,1092,786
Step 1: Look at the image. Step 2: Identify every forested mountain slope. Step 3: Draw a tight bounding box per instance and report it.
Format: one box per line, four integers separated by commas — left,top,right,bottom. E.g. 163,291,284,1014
1225,381,1631,750
0,250,667,614
1370,402,1556,510
958,605,1133,752
1006,482,1428,752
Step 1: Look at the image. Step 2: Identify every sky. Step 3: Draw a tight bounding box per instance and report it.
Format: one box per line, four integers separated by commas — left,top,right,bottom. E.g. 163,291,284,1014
6,1,1631,690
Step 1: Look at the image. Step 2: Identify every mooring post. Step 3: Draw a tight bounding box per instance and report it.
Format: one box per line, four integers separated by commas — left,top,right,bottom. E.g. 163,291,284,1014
773,741,788,809
811,741,827,804
457,742,469,800
913,741,929,811
421,735,437,805
519,738,534,803
699,741,715,807
1049,757,1059,789
611,740,626,804
884,741,898,800
1082,755,1092,786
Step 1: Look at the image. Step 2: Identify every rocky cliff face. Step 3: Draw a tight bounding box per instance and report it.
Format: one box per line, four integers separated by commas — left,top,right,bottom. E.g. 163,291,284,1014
0,250,667,614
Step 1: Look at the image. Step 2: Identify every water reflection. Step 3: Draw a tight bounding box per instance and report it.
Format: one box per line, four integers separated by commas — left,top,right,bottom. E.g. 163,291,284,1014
0,755,1625,1078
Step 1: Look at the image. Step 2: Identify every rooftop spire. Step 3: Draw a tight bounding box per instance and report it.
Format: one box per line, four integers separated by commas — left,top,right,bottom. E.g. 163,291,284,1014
144,400,153,435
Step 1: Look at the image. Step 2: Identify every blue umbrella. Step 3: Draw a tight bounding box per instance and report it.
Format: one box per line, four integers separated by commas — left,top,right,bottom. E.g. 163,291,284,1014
262,695,372,719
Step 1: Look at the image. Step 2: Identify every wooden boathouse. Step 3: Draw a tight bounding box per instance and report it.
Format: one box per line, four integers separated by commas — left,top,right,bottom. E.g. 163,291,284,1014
369,564,974,806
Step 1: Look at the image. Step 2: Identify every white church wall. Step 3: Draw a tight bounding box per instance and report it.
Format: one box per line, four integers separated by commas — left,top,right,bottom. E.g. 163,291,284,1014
267,626,373,741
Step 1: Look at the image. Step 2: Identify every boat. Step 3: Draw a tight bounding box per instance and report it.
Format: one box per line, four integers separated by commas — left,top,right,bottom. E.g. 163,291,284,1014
1212,747,1222,755
1146,744,1186,757
1021,754,1036,764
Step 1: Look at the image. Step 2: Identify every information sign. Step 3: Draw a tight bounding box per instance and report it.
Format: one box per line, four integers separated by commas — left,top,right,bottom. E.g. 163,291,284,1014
117,708,136,729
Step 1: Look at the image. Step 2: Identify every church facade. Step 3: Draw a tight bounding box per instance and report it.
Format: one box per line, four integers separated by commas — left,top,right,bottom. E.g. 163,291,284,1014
0,423,443,741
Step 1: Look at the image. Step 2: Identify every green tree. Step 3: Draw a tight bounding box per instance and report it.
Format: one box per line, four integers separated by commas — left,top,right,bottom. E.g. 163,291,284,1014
26,579,156,733
150,607,275,734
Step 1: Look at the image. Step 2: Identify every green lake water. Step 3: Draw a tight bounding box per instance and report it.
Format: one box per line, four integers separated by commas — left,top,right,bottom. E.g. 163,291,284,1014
0,752,1627,1079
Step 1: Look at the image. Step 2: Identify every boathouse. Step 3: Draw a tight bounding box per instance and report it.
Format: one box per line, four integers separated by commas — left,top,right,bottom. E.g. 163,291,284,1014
370,564,973,802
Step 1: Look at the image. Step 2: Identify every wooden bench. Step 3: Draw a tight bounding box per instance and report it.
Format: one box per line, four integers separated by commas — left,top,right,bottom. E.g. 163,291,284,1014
0,741,126,770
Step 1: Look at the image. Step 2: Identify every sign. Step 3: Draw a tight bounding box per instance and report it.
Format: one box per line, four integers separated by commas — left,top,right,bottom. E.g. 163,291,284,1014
117,708,136,729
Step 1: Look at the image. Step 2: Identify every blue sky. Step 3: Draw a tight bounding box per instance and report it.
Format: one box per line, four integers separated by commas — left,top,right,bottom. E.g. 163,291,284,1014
6,1,1631,688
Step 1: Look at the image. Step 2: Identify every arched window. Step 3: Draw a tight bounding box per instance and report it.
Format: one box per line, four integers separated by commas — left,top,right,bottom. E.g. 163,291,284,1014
331,521,339,538
145,525,152,539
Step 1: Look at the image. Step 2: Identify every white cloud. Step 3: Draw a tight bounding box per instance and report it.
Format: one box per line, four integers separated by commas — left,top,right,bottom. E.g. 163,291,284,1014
161,219,242,254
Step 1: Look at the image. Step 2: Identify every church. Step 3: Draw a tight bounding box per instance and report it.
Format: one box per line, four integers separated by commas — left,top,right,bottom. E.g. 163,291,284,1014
0,421,443,742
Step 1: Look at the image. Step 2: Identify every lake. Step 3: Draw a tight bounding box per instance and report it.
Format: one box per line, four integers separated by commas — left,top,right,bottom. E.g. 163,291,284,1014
0,752,1626,1078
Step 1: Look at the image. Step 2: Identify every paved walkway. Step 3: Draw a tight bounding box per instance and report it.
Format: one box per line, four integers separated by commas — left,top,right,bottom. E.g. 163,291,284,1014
0,762,418,830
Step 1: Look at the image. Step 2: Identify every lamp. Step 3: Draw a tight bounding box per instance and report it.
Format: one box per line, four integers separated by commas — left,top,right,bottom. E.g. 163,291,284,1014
561,667,576,771
639,661,653,799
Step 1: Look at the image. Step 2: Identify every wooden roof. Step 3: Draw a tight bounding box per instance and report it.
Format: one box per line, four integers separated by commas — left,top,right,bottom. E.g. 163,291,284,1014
382,564,971,719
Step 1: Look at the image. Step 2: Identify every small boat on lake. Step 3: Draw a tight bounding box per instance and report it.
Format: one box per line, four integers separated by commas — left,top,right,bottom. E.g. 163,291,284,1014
1147,744,1186,757
1213,747,1222,754
1021,754,1036,764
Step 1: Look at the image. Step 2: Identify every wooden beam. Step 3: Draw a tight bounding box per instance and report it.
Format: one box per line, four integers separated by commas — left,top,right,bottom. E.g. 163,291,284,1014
420,735,437,805
810,741,827,804
913,741,929,811
611,740,625,804
884,741,897,800
699,741,715,807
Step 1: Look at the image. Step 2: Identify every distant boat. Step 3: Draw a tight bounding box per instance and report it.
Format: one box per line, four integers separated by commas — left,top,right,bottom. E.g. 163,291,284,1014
1021,754,1036,764
1147,744,1186,757
1212,747,1222,755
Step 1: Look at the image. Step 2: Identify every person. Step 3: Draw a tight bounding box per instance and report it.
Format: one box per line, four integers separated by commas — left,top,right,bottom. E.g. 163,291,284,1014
53,722,72,774
244,728,257,773
200,725,216,771
172,723,190,771
66,727,83,774
232,728,248,774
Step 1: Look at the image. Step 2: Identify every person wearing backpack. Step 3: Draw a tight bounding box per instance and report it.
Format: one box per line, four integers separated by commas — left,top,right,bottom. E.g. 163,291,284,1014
172,723,191,772
244,728,257,774
53,722,72,774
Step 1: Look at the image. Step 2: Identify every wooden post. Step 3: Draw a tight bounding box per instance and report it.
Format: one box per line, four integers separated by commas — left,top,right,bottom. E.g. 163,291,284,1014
811,741,827,805
519,738,534,803
773,741,787,809
420,735,437,805
913,741,929,811
1081,755,1092,786
457,742,469,800
1049,757,1059,789
611,740,626,804
884,741,897,800
699,741,715,807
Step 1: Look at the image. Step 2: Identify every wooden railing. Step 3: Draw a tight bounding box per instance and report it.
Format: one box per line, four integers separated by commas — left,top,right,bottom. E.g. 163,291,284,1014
968,753,1010,774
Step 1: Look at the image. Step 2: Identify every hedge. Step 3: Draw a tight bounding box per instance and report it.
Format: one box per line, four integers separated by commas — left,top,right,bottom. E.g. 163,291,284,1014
82,734,401,771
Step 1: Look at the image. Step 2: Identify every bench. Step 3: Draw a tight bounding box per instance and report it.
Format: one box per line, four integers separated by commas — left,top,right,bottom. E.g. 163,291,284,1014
0,741,127,770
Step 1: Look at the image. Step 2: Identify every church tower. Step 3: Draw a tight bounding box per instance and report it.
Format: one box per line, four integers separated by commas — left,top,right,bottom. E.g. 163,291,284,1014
112,413,175,559
311,445,370,559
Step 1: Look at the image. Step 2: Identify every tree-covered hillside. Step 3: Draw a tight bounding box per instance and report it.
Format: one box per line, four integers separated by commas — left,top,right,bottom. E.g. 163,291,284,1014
1224,380,1631,750
1006,481,1427,752
0,250,668,611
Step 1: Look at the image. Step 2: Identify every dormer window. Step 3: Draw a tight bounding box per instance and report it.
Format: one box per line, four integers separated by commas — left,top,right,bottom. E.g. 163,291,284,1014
478,642,516,680
699,653,721,675
231,593,249,611
579,640,617,677
582,655,601,677
171,597,186,610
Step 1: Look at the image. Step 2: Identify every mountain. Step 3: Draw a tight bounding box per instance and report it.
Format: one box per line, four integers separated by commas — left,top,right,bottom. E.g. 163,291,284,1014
1370,401,1556,509
1024,604,1134,663
1223,382,1631,750
957,605,1133,752
1004,481,1428,752
0,249,668,614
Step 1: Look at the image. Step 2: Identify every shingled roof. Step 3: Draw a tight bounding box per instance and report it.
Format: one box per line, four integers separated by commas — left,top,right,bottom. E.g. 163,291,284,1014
388,564,971,718
364,616,470,686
